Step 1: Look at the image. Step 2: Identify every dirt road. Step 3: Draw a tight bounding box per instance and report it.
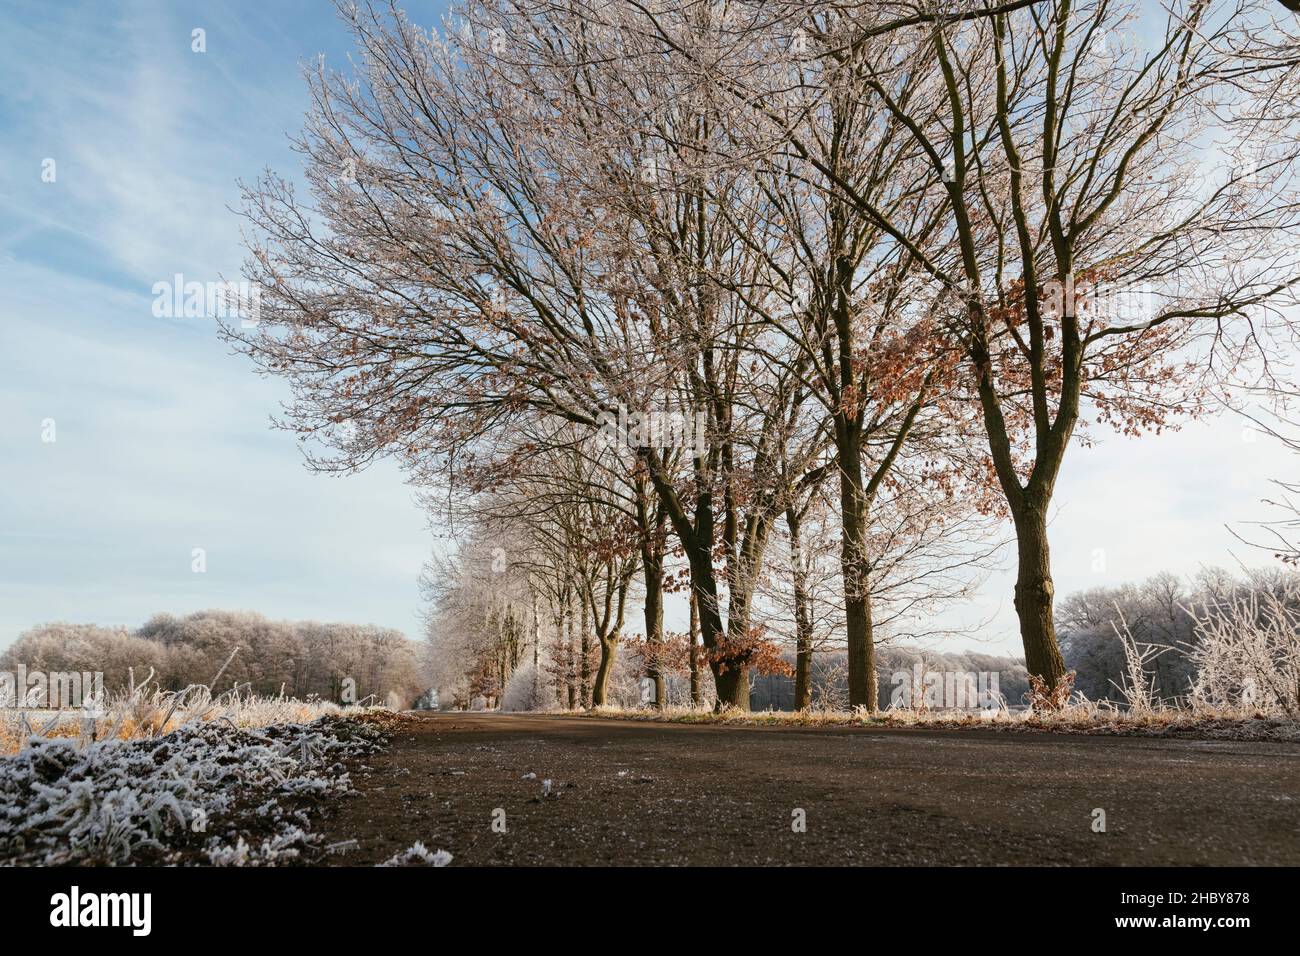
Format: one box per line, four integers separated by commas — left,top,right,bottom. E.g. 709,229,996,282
317,713,1300,865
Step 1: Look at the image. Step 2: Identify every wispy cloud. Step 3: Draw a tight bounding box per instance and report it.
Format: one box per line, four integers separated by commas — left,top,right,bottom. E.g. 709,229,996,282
0,0,436,646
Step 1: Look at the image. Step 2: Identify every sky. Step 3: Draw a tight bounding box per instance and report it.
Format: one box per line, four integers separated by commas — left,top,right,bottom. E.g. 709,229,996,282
0,0,450,650
0,0,1294,658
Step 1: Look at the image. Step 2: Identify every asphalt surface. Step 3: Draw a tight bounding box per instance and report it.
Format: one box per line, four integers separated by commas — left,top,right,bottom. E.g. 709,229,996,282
317,712,1300,865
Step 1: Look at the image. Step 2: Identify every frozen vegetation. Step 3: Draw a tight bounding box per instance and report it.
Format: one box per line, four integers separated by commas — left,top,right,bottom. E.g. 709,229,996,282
0,712,393,866
1,610,424,708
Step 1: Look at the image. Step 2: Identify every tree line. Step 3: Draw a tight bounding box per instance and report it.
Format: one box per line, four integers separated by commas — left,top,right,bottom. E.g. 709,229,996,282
1,611,425,706
224,0,1300,711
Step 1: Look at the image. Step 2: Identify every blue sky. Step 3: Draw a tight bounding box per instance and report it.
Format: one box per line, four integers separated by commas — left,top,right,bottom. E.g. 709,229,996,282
0,0,1293,657
0,0,449,649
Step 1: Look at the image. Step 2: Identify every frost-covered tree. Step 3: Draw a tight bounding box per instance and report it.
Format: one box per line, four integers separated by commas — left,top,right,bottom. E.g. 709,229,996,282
1059,568,1300,712
2,612,423,706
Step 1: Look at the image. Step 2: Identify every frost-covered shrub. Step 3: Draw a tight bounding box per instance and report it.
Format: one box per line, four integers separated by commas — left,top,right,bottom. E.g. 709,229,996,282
1188,577,1300,717
1059,568,1300,715
0,716,388,866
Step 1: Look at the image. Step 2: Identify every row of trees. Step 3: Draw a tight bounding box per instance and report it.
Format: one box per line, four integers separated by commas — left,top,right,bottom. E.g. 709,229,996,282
425,525,1030,710
416,442,1003,709
227,0,1300,710
1,611,424,706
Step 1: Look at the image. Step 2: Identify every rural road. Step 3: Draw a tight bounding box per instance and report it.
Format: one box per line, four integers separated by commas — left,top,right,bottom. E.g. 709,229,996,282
318,713,1300,865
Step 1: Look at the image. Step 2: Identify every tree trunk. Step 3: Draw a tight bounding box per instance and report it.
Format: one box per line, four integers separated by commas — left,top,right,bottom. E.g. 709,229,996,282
1012,504,1068,697
712,664,749,711
787,506,814,710
712,511,772,714
592,636,617,706
564,592,577,710
579,597,592,708
550,603,566,708
718,537,770,713
637,447,726,709
531,600,540,709
688,589,702,707
838,422,877,711
642,547,665,710
967,314,1078,701
684,542,746,711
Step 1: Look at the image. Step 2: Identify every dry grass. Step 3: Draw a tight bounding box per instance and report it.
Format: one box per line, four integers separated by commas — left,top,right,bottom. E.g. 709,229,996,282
578,700,1300,742
0,681,343,756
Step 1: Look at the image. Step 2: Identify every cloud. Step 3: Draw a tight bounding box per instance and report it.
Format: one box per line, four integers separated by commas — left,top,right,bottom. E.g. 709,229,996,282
0,1,433,647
